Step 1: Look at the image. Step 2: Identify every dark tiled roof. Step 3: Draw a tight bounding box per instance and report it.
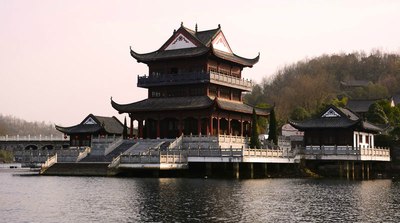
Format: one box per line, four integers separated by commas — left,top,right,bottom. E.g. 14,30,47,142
56,114,123,135
212,48,260,67
194,28,220,46
130,25,259,67
216,98,269,116
289,105,382,133
336,107,359,121
55,124,102,134
111,96,214,113
112,96,269,116
130,47,209,62
346,99,376,113
94,116,124,134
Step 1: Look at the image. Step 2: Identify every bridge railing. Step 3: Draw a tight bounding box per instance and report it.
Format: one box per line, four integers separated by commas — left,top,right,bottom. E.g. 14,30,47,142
40,153,57,173
120,150,187,164
0,134,69,141
168,134,184,149
299,145,390,159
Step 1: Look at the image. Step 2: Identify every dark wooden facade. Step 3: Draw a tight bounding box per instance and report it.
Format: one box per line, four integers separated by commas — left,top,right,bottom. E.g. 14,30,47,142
112,24,268,139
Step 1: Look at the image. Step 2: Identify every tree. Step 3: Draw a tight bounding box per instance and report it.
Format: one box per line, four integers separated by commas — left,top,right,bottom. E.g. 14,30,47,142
256,103,271,134
267,107,278,145
366,102,389,125
290,106,310,121
123,117,128,139
250,108,261,149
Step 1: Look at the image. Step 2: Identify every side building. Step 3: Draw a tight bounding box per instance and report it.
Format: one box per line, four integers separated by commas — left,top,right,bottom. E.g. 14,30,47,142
111,23,269,139
289,105,382,150
55,114,124,147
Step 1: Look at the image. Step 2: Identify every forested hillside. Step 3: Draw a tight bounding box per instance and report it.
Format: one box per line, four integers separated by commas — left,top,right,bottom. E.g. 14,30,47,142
0,114,60,136
245,50,400,122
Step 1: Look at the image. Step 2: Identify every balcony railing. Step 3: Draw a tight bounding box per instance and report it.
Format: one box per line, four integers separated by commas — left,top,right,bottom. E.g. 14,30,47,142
137,71,253,90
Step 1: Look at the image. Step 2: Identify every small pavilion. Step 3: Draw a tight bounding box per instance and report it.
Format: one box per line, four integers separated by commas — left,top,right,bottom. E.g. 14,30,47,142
55,114,124,146
289,105,382,149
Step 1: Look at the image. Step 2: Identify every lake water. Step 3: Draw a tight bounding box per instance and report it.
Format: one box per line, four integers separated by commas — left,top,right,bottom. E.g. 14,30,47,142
1,165,400,222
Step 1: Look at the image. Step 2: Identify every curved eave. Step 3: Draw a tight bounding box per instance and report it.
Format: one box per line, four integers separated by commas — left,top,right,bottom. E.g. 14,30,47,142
360,121,383,134
55,124,75,134
215,98,269,116
55,124,102,135
111,99,131,113
288,119,359,131
111,96,214,114
212,48,259,67
130,47,210,63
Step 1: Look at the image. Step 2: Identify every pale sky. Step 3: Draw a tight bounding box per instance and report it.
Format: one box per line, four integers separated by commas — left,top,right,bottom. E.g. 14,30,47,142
1,0,400,126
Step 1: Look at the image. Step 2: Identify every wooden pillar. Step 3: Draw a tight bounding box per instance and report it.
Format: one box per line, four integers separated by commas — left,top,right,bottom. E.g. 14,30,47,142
210,116,213,136
146,119,150,138
352,161,355,180
233,162,240,179
346,161,350,180
217,116,220,136
156,119,160,139
178,118,183,136
240,117,244,137
264,163,268,177
361,162,365,180
228,117,231,135
367,162,370,180
138,120,143,138
250,163,254,179
197,117,201,136
130,116,134,138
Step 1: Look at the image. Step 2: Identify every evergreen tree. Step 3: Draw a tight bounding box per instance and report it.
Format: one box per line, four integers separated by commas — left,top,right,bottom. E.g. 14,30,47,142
366,102,389,125
250,108,261,149
290,106,310,121
267,107,278,145
123,117,128,139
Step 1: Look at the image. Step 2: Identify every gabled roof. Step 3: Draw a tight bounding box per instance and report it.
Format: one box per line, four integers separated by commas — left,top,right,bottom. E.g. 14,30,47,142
346,99,376,113
289,105,382,133
55,114,124,135
130,24,259,67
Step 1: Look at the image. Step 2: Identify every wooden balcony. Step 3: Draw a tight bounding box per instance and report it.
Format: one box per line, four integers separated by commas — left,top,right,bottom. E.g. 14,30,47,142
137,71,253,91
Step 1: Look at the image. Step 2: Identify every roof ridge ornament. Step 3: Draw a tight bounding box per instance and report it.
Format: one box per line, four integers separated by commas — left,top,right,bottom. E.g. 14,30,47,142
322,108,341,118
181,21,183,27
195,23,198,33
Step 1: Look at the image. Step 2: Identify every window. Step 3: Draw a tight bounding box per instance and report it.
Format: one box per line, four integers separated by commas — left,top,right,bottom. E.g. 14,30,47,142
220,87,230,99
209,85,217,97
151,91,161,98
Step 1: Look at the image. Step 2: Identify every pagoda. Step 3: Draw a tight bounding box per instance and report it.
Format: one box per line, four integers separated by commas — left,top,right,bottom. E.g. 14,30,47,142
111,23,268,139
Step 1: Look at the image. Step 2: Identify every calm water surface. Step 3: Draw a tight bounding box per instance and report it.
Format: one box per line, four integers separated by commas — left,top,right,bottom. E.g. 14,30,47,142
1,165,400,222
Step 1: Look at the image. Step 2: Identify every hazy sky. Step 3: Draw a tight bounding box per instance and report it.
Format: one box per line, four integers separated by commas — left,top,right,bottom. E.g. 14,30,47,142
1,0,400,126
